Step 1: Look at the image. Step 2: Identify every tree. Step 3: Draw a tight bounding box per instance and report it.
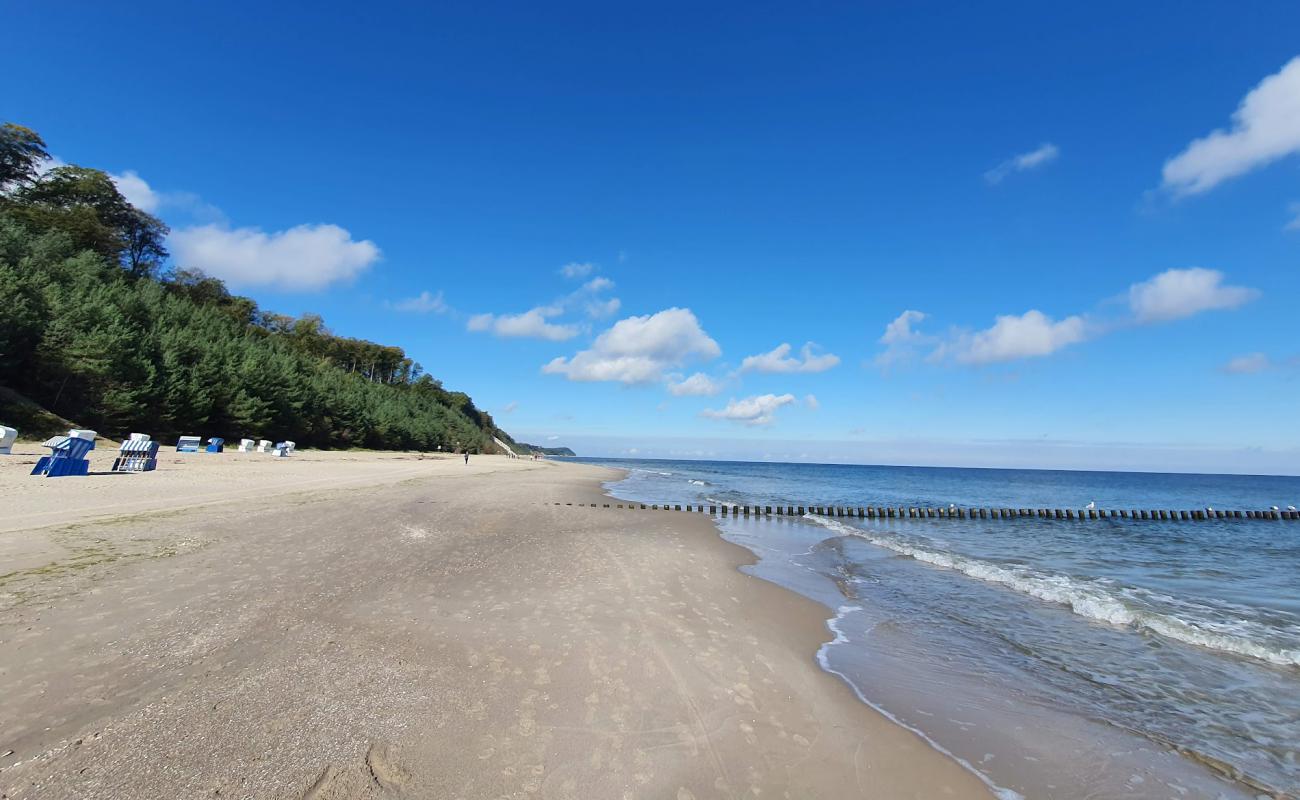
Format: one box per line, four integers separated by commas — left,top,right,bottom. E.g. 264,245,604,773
0,123,50,193
122,206,169,276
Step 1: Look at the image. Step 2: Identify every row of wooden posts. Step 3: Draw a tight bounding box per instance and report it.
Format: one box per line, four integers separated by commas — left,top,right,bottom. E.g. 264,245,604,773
554,502,1300,521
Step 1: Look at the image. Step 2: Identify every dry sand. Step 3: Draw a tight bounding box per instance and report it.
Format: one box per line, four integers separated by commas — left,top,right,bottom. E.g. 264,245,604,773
0,449,991,799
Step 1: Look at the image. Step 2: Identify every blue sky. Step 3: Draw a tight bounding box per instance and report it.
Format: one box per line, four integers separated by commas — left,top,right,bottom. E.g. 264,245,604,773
7,2,1300,473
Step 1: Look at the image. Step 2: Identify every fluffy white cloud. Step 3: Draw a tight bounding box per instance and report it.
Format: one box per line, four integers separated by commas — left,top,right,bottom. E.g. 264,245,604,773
701,393,796,426
984,143,1059,184
1222,353,1271,375
110,170,159,213
543,308,720,384
944,310,1088,364
467,306,578,341
560,262,595,279
740,342,840,374
169,223,380,291
1127,267,1258,323
393,290,448,313
1162,57,1300,196
804,393,820,410
875,309,931,367
667,372,723,397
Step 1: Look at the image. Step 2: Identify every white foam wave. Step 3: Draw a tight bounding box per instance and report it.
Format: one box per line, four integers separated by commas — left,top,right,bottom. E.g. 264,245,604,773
818,606,1025,800
688,479,708,486
806,516,1300,668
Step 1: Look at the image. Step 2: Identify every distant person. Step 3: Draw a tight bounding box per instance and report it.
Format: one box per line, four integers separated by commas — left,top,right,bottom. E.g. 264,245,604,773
464,452,469,465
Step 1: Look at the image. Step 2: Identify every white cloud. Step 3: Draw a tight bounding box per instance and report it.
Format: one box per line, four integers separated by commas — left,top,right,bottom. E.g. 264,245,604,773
110,170,159,213
1222,353,1271,374
543,307,720,384
501,401,519,413
467,306,578,341
169,223,380,291
804,394,820,410
667,372,723,397
1162,57,1300,196
943,310,1089,364
985,143,1060,184
583,276,613,292
1127,267,1258,323
740,342,840,374
393,290,448,313
560,262,595,279
875,309,931,367
1286,202,1300,231
701,393,796,426
585,297,622,318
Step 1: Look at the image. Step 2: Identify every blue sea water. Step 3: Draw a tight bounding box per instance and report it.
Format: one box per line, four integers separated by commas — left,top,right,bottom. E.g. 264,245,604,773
575,458,1300,799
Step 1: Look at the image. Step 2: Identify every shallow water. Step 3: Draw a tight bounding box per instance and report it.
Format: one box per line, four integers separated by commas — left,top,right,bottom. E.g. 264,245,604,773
577,458,1300,798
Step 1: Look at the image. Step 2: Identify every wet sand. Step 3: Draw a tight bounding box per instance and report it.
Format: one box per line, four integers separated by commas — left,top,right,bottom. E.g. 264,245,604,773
0,451,991,799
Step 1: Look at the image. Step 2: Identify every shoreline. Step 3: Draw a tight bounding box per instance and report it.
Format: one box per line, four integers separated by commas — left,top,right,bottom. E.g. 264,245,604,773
1,453,992,798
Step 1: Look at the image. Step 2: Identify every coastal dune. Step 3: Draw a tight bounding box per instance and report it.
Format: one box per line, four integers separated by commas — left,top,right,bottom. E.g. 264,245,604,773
0,453,990,799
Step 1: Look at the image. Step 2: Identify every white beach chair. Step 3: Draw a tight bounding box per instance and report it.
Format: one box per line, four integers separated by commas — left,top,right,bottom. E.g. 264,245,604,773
256,439,273,453
69,429,97,442
0,425,16,455
237,438,256,452
284,440,296,454
128,433,151,442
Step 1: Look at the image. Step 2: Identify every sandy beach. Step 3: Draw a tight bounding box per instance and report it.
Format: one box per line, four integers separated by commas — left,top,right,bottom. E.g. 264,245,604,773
0,449,990,799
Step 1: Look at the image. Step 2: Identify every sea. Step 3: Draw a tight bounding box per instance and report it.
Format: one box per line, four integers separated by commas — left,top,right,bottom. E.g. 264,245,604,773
573,458,1300,800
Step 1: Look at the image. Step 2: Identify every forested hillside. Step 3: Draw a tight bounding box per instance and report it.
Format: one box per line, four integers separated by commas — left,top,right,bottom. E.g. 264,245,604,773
0,123,514,451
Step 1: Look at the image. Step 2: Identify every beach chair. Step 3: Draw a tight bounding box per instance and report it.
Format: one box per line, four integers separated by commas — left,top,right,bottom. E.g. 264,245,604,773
236,438,255,452
272,442,290,458
112,438,159,472
31,431,96,477
128,433,151,442
256,439,273,453
0,425,16,455
283,440,296,454
206,437,225,453
176,435,202,453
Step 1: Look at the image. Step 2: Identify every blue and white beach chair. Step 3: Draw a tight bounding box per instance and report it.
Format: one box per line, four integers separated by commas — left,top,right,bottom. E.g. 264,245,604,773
0,425,16,455
113,438,159,472
31,431,96,477
176,435,202,453
206,437,225,453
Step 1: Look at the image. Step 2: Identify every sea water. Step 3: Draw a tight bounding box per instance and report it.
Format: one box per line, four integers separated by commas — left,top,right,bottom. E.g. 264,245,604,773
575,458,1300,798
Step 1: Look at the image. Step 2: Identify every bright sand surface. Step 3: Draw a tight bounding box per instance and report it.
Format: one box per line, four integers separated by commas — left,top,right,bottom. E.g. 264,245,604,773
0,448,991,799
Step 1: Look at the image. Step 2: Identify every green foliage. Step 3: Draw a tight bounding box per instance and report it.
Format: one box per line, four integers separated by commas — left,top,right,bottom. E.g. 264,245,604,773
0,122,509,452
0,123,50,191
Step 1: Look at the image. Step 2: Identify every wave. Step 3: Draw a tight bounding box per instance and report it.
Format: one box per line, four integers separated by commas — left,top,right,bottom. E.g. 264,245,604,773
818,606,1025,800
688,479,708,486
806,515,1300,668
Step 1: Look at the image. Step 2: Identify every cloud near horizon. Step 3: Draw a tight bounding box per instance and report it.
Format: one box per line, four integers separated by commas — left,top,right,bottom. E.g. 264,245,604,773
169,223,381,291
701,393,797,426
881,268,1259,367
1162,56,1300,196
984,143,1059,184
543,307,720,384
740,342,840,374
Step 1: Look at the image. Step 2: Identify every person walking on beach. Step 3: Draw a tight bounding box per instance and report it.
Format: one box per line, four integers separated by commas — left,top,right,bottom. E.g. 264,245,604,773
464,452,469,466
